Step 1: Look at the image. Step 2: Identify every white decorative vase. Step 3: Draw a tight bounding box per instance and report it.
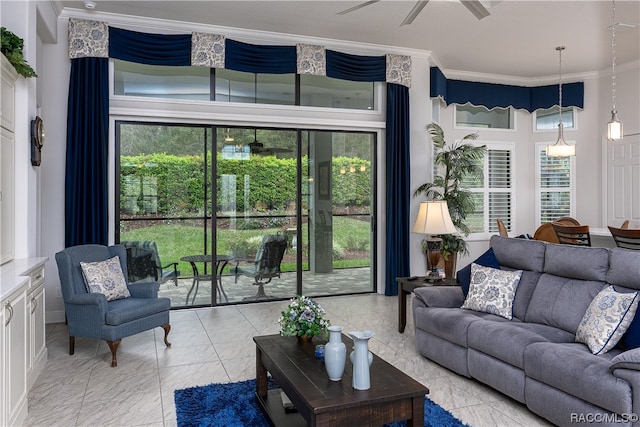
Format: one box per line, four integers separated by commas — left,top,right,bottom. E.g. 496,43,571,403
348,330,374,390
324,326,347,381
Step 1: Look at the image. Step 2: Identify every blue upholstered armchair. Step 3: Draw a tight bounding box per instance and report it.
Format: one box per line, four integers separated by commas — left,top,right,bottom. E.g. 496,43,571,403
55,244,171,367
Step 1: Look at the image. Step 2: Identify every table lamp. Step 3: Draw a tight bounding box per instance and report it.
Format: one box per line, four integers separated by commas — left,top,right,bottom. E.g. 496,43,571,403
412,200,457,282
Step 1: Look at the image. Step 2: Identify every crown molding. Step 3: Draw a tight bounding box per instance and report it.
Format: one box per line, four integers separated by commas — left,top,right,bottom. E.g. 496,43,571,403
58,7,431,60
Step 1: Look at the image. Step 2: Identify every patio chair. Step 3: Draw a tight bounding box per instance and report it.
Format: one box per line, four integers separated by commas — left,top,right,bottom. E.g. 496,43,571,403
235,234,289,300
121,241,179,286
55,244,171,367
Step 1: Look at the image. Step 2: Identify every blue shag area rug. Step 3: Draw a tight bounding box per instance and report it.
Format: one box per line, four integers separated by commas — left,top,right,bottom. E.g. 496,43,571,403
175,378,469,427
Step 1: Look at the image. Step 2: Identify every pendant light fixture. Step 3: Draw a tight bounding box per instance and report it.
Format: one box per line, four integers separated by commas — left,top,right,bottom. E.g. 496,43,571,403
546,46,575,157
607,0,623,141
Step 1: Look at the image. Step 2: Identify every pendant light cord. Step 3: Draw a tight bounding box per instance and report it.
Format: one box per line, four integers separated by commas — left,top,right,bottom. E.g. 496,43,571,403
557,46,564,126
611,0,617,111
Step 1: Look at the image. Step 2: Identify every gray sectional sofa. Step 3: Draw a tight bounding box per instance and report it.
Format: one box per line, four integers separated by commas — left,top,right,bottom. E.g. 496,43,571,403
413,235,640,426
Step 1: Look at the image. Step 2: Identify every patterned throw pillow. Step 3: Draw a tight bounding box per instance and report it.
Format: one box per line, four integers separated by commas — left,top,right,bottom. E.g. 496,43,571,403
575,286,639,355
461,264,523,320
80,255,131,301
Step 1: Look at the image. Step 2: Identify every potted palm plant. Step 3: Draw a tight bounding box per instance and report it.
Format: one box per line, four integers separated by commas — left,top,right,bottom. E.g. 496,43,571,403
414,122,486,277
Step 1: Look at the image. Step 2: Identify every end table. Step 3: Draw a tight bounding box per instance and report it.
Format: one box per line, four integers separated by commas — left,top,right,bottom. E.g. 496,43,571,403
397,276,457,333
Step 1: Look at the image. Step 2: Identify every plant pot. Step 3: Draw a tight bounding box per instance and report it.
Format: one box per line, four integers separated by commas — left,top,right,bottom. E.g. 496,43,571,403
297,335,313,343
432,252,457,279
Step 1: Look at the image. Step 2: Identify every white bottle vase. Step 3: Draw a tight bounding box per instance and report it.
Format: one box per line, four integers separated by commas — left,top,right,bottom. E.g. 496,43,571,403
348,330,374,390
324,326,347,381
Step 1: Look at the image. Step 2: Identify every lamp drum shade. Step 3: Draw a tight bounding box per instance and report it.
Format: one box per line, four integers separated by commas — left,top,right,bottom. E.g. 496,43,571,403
412,201,457,235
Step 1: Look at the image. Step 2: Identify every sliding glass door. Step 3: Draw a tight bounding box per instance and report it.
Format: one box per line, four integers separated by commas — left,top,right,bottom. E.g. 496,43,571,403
117,122,375,308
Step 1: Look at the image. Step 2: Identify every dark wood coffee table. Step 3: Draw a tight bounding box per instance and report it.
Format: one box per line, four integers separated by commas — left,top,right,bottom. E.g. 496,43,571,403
254,334,429,426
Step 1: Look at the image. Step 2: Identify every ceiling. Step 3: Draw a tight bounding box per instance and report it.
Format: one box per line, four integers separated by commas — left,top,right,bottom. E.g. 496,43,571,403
55,0,640,80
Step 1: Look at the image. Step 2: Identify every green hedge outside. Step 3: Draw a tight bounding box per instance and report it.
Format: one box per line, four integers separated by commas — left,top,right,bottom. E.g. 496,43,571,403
120,153,371,215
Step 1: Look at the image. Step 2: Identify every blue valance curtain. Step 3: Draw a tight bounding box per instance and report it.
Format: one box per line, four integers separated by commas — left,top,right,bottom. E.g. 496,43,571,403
66,25,411,295
109,27,192,66
430,66,584,111
225,39,297,74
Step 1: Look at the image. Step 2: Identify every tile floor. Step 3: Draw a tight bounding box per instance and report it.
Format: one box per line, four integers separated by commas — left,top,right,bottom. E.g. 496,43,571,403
24,294,554,427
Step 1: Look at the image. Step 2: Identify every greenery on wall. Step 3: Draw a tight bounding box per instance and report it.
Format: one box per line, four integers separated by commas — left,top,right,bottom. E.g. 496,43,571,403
0,27,37,78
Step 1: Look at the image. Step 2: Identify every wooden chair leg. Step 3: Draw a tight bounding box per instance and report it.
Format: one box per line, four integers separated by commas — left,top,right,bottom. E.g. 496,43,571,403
106,339,121,367
162,324,171,347
69,336,75,355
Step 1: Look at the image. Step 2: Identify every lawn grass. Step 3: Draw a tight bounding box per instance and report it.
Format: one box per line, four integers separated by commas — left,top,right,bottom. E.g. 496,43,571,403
120,215,371,275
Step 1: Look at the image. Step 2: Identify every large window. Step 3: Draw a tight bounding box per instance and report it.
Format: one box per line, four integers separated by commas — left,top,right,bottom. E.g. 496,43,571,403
535,143,575,225
113,60,376,110
463,143,515,235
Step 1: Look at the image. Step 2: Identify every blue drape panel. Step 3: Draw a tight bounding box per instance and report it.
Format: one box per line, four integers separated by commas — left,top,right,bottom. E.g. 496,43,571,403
109,27,191,66
65,58,109,247
385,84,411,295
326,50,386,82
430,67,584,111
225,39,296,74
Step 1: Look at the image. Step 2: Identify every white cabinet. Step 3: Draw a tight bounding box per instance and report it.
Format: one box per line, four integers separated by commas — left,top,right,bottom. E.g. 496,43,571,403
2,285,28,427
27,266,47,388
0,259,47,426
0,54,17,265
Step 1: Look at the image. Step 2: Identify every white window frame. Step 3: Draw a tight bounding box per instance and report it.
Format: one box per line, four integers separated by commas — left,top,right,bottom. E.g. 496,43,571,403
534,142,576,227
466,141,516,240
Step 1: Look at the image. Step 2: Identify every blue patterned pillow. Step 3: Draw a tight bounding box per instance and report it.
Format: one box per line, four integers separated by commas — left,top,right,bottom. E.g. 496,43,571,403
576,286,639,355
461,264,522,320
457,248,501,297
80,255,131,301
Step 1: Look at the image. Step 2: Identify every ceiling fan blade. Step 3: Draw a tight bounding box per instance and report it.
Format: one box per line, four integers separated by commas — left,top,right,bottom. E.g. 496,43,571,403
337,0,380,15
461,0,490,20
401,0,429,26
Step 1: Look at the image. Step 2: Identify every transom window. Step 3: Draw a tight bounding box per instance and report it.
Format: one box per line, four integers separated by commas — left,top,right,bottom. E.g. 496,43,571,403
534,106,575,131
113,59,376,110
455,104,514,130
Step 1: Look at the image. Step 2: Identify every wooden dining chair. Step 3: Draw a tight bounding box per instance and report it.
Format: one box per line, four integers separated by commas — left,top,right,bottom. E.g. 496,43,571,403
608,226,640,250
551,223,592,247
554,216,581,226
496,219,508,237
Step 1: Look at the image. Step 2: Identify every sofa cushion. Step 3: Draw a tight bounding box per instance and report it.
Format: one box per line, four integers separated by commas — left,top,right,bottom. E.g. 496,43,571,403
461,264,522,320
490,235,546,272
468,320,574,369
106,297,171,326
524,342,630,415
544,244,609,282
607,248,640,291
525,274,605,334
456,248,501,297
575,286,639,354
80,255,131,302
510,270,541,322
413,306,510,348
